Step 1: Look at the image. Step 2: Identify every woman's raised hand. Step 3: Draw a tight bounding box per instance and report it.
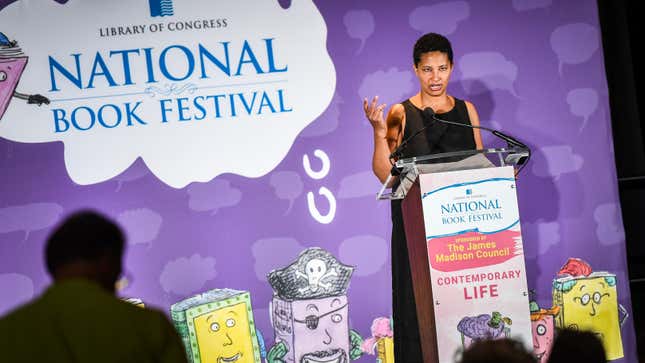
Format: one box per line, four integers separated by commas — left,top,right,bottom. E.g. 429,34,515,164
363,96,387,134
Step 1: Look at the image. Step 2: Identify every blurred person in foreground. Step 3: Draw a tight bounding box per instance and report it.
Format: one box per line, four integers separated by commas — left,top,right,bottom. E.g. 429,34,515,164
547,329,606,363
457,338,536,363
0,210,188,363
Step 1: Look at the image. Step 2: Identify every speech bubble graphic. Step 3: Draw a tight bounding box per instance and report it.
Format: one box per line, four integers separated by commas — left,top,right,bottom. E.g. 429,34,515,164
159,253,217,295
593,203,624,246
116,208,162,246
251,237,305,281
269,171,303,215
459,52,519,97
113,158,150,191
337,170,382,199
187,179,242,215
358,67,414,112
550,23,600,75
0,202,63,240
409,1,470,35
512,0,552,12
566,88,598,132
532,145,583,180
0,0,335,188
343,10,375,55
300,92,342,138
338,235,387,276
0,273,33,316
521,220,560,258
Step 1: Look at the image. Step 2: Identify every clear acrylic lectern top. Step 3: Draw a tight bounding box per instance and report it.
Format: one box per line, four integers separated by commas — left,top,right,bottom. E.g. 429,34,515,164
377,147,529,200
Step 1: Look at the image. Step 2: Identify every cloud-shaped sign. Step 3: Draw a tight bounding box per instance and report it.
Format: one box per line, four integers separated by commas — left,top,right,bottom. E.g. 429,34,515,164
358,67,414,110
338,235,388,276
187,179,242,214
0,0,335,188
459,52,519,97
566,88,598,131
550,23,600,75
343,10,375,54
337,170,381,199
0,202,63,240
593,203,625,246
532,145,583,180
116,207,162,246
159,253,217,295
268,171,303,215
251,237,305,281
409,1,470,35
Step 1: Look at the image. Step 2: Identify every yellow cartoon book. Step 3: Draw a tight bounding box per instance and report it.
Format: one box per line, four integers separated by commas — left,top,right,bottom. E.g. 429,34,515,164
552,258,628,360
376,337,394,363
170,288,262,363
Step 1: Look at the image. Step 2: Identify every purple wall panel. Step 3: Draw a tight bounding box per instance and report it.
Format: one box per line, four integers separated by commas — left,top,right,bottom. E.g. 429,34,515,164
0,0,636,362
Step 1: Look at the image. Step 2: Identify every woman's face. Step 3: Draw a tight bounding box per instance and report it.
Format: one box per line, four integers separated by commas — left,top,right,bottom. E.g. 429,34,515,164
414,51,453,97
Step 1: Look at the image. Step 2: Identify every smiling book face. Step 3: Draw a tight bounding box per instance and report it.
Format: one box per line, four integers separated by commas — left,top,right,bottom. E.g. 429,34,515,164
171,289,261,363
193,302,255,363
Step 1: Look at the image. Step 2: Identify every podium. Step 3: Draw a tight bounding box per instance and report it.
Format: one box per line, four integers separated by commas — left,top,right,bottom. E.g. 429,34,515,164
378,148,532,363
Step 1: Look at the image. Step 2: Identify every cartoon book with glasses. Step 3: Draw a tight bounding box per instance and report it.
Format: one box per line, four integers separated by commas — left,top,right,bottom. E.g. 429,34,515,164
552,258,628,361
266,247,363,363
0,32,49,120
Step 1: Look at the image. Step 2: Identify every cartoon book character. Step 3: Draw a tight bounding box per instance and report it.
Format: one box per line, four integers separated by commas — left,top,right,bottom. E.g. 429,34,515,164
360,317,394,363
529,300,559,363
266,247,363,363
456,311,512,348
552,258,628,360
171,288,264,363
0,32,49,120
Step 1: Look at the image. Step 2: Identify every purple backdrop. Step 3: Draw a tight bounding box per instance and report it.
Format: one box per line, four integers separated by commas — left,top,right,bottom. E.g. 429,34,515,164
0,0,636,362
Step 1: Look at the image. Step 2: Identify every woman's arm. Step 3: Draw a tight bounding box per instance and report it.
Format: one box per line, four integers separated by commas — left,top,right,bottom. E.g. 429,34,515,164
363,96,404,184
465,100,484,149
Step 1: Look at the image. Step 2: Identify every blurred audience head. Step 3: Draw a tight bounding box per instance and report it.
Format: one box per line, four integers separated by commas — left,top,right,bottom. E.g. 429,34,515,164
45,210,125,293
457,338,536,363
547,328,606,363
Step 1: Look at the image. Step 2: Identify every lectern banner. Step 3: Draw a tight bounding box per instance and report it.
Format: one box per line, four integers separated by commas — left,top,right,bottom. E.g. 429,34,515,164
420,166,532,363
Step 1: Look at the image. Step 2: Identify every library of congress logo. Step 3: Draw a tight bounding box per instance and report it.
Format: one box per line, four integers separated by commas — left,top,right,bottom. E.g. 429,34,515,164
149,0,174,17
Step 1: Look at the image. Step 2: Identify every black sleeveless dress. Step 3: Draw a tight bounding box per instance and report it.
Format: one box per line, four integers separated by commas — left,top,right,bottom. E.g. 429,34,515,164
391,98,476,362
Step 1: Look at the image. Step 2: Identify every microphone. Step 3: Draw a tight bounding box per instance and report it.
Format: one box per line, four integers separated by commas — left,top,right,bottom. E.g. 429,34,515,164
389,107,436,160
421,107,528,149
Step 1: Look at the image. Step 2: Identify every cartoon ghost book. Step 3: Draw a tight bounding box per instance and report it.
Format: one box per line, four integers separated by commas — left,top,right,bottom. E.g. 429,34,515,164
529,300,559,363
0,32,49,120
170,288,263,363
552,258,628,360
266,247,362,363
456,311,512,348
